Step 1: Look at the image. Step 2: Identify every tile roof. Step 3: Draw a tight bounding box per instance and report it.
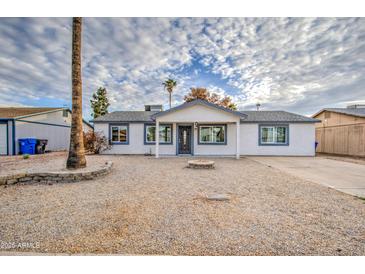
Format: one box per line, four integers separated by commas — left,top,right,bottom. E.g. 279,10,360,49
0,107,63,119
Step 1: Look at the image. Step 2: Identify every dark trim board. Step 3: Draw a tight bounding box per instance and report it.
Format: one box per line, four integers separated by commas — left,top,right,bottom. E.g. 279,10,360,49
143,123,173,145
258,124,289,146
12,120,15,155
197,124,227,145
108,123,130,145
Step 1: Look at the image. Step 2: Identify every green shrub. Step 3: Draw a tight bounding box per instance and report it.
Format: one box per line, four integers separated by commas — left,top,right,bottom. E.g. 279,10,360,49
23,154,30,159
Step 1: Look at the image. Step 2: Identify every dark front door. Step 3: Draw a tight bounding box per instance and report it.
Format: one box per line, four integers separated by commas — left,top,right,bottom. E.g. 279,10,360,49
178,126,192,154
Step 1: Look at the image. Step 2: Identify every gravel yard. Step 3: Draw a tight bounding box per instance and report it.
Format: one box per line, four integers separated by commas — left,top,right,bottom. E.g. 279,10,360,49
0,152,108,176
0,154,364,255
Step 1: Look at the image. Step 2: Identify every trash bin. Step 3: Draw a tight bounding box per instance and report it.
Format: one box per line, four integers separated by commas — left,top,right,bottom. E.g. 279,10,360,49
18,138,37,155
36,139,48,154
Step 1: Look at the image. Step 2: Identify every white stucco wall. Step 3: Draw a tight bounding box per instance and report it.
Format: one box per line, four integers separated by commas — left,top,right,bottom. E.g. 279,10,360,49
95,123,176,155
95,122,315,156
193,123,237,156
18,110,72,124
0,122,8,155
156,104,240,156
0,120,15,155
157,104,240,123
14,110,93,154
16,122,71,153
7,120,14,155
240,123,316,156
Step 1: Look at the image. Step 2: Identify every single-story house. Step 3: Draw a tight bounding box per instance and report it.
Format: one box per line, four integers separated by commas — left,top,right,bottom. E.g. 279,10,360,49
93,99,319,158
312,105,365,157
0,107,93,155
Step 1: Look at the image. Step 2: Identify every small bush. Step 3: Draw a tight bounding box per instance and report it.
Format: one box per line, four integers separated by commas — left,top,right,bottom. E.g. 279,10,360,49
23,154,30,159
83,131,110,154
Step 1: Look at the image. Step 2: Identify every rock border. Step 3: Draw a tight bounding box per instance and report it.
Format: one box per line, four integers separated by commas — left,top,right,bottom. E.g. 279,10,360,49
0,161,113,186
187,160,215,169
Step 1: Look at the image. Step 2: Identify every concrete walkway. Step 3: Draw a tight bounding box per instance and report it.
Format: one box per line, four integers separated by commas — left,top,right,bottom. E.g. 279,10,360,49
249,156,365,198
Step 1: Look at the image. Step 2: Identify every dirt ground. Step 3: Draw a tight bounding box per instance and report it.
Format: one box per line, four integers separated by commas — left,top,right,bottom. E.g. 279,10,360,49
0,153,364,255
0,152,107,176
316,153,365,166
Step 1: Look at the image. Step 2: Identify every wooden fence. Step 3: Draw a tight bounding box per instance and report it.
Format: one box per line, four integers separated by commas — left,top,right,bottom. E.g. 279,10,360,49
315,123,365,157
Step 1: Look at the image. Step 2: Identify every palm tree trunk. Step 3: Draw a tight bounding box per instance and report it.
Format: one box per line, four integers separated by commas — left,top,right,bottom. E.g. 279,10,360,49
169,92,172,109
67,17,86,169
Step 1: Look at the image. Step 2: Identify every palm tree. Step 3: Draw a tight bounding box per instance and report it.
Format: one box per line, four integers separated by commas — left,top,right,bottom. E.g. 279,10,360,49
67,17,86,169
162,78,177,109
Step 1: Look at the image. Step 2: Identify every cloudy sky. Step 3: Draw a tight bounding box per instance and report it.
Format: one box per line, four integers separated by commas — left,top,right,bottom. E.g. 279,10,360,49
0,17,364,119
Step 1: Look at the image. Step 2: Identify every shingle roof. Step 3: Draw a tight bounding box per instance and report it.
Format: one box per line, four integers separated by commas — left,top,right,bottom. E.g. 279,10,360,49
92,111,159,122
0,107,93,128
93,109,318,123
240,111,319,123
152,99,247,119
316,108,365,118
0,107,63,119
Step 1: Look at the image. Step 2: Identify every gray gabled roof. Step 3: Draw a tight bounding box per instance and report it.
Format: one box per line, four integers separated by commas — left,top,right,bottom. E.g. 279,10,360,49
0,107,94,128
313,108,365,119
92,111,158,123
151,99,247,119
240,111,320,123
93,108,318,124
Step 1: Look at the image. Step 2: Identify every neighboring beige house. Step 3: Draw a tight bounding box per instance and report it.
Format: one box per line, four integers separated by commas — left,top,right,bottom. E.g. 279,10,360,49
0,107,93,155
93,99,319,158
312,105,365,157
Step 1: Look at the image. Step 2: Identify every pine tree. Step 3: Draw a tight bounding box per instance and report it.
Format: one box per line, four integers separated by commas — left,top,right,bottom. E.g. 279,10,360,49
90,87,110,118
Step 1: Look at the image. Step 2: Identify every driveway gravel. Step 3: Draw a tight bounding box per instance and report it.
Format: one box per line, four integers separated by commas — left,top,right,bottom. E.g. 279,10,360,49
0,154,364,255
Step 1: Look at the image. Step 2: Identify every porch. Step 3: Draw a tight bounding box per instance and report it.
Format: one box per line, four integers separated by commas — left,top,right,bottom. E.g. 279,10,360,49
152,100,245,159
155,120,241,159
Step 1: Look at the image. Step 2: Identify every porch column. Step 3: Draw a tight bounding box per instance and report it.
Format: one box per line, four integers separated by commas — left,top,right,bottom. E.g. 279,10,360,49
236,120,240,159
155,120,159,158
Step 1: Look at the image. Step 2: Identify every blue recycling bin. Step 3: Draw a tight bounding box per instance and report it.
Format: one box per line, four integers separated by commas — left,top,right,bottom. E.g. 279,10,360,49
18,138,37,155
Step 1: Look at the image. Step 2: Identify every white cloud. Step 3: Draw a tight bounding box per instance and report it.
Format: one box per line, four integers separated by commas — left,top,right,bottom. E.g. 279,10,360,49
0,18,364,118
